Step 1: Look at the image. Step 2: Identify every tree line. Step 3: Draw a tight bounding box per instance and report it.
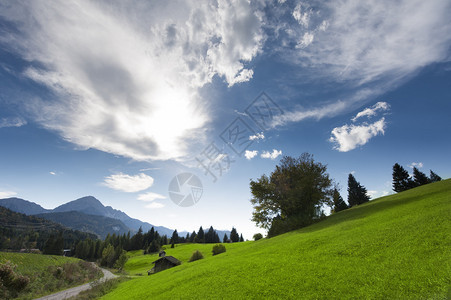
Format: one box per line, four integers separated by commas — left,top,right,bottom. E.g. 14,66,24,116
250,153,443,237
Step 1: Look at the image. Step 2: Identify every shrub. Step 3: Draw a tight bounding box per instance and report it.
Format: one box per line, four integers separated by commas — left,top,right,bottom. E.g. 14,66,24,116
212,244,226,256
189,250,204,262
253,233,263,241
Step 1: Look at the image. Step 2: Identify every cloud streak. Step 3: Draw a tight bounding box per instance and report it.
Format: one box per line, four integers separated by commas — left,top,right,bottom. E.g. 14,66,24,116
261,149,282,160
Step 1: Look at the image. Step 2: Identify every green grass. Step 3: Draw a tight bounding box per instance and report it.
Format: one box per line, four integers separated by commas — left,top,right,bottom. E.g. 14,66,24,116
103,180,451,299
0,252,80,275
0,253,102,299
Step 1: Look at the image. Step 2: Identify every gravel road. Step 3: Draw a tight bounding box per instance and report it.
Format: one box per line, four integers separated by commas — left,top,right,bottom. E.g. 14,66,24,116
35,267,117,300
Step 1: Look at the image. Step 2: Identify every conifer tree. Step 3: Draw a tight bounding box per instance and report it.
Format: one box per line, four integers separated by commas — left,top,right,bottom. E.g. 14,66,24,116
223,233,228,243
392,163,414,192
230,227,239,242
347,173,370,207
413,167,429,186
332,188,348,212
429,170,442,183
239,234,244,242
171,229,179,244
195,226,205,243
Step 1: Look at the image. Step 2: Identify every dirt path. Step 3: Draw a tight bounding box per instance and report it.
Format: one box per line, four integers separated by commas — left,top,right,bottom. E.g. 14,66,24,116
34,267,117,300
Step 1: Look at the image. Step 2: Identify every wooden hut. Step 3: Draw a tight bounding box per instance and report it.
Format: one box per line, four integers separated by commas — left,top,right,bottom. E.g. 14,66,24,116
148,256,181,275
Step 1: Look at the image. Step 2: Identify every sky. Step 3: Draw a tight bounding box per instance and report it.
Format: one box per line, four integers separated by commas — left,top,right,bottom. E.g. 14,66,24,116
0,0,450,239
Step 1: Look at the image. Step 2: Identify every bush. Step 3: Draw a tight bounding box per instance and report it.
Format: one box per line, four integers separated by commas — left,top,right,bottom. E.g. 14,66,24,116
212,244,226,256
253,233,263,241
189,250,204,262
0,261,29,298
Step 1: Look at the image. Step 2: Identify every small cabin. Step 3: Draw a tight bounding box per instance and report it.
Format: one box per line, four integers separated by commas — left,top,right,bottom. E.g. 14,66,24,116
148,256,181,275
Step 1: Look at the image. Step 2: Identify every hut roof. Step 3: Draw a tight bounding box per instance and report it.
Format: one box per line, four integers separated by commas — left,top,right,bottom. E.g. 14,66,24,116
152,255,181,265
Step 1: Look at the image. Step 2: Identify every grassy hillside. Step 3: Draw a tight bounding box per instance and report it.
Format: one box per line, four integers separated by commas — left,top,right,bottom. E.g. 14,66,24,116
0,252,101,299
103,180,451,299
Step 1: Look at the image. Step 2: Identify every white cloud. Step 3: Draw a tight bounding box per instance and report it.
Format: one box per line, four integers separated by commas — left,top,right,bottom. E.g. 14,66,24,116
292,4,310,27
261,149,282,160
103,173,154,193
249,132,265,141
49,171,56,176
0,117,27,128
352,102,390,122
296,32,314,48
330,118,386,152
0,191,17,198
137,192,166,202
409,162,423,169
145,202,165,209
0,1,263,161
244,150,258,160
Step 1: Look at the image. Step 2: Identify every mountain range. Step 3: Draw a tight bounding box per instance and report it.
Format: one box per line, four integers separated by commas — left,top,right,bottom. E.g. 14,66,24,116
0,196,230,240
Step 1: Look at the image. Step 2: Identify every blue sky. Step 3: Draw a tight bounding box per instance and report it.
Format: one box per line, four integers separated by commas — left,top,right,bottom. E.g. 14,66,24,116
1,0,450,239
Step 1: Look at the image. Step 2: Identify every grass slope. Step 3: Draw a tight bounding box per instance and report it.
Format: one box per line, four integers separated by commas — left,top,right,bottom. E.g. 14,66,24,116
103,180,451,299
0,252,101,299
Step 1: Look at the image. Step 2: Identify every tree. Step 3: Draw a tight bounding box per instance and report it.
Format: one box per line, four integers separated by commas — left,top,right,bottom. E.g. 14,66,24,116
230,228,239,242
429,170,442,183
114,250,128,270
413,167,429,186
250,153,333,237
332,188,348,212
205,226,216,243
195,227,205,243
239,234,244,242
347,174,370,207
171,230,179,244
147,240,160,254
253,233,263,241
223,233,228,243
392,163,414,192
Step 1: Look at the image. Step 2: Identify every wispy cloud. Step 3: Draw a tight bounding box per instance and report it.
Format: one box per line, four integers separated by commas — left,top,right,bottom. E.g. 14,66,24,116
0,117,27,128
352,102,390,122
408,162,423,169
103,173,154,193
0,191,17,198
0,1,263,161
261,149,282,160
137,192,166,202
49,171,56,176
244,150,258,160
145,202,165,209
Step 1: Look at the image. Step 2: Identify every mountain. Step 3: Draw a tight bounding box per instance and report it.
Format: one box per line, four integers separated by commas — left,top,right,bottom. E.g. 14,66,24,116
52,196,175,236
0,206,96,250
35,211,130,239
0,197,49,215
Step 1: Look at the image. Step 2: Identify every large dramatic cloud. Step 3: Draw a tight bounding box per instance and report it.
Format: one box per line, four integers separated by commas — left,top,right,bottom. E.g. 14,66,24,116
0,0,263,161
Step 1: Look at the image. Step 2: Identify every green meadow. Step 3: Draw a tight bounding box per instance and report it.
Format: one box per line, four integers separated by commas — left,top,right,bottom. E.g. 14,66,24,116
0,252,79,274
102,179,451,299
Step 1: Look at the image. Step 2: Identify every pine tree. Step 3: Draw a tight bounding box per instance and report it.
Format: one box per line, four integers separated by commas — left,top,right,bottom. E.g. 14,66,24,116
332,188,348,212
413,167,429,187
230,228,239,242
429,170,442,183
195,226,205,243
190,231,196,243
171,229,179,244
223,233,228,243
392,163,414,192
239,234,244,242
347,173,370,207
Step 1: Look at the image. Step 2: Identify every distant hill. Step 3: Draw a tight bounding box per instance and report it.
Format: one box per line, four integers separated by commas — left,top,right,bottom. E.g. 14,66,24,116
0,197,49,215
0,196,176,237
0,196,231,240
0,206,96,250
35,211,130,239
